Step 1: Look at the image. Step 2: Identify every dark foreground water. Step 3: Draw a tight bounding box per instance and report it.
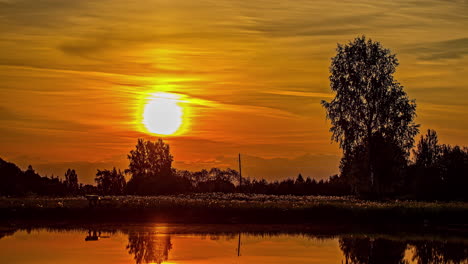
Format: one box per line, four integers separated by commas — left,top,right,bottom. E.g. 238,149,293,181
0,224,467,264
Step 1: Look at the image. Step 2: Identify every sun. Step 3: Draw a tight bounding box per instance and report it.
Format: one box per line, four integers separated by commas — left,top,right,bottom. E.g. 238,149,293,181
142,93,183,135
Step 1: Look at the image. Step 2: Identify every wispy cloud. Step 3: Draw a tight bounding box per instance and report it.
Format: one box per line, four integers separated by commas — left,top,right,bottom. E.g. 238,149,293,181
404,38,468,61
263,90,333,98
0,106,100,132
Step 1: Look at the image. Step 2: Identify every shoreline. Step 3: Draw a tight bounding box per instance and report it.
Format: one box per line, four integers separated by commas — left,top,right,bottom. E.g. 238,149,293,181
1,222,468,244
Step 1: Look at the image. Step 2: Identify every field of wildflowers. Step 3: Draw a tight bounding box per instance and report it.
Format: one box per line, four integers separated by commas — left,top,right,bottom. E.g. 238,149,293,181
1,194,467,226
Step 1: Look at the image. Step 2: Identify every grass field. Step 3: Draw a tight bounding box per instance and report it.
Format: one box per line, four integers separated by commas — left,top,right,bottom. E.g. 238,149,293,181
1,193,467,228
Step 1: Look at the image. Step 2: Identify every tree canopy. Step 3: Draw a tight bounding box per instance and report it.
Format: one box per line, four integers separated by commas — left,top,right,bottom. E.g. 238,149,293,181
413,129,440,168
64,168,79,194
95,167,126,195
127,138,173,179
322,36,419,156
410,129,468,199
126,138,177,194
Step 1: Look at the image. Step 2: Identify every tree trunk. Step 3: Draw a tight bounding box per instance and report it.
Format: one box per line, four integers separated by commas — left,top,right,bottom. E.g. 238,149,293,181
367,123,374,196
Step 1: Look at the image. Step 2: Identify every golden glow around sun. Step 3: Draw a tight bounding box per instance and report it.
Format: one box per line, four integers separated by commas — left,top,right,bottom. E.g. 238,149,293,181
142,92,183,135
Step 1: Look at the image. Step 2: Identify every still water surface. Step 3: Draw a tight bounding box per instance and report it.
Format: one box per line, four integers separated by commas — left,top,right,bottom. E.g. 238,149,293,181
0,224,467,264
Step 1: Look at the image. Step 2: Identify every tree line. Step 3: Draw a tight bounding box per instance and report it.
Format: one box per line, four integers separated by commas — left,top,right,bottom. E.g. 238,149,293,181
93,138,349,196
92,132,468,200
0,160,91,196
0,138,347,197
1,130,465,200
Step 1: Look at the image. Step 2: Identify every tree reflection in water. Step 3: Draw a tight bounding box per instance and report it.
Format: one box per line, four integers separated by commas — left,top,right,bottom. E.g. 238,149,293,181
339,236,468,264
339,236,407,264
411,240,468,264
2,227,468,264
126,231,172,264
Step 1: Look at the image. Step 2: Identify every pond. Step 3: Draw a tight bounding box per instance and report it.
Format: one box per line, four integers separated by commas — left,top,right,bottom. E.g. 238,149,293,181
0,224,467,264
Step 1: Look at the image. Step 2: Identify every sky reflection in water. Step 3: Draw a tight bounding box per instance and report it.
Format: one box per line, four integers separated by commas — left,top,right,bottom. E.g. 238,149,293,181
0,225,467,264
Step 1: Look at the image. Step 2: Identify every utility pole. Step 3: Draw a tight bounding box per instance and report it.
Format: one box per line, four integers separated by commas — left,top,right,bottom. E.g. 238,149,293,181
237,232,241,256
238,153,242,188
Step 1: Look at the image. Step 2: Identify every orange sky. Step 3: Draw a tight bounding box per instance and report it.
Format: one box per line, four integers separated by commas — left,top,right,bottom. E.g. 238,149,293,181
1,0,467,184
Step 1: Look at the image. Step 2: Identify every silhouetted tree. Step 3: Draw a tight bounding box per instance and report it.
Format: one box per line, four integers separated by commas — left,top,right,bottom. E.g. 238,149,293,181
126,138,175,194
409,129,468,200
408,129,443,198
277,178,295,195
322,36,419,197
413,129,440,168
95,167,126,195
295,174,305,194
251,179,269,194
195,168,237,192
192,169,209,187
0,158,26,195
296,174,304,184
21,165,42,194
64,168,79,195
438,144,468,200
326,174,350,195
341,134,407,197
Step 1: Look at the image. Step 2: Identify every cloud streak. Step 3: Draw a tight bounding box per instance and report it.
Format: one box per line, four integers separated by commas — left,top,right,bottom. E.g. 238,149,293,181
404,38,468,61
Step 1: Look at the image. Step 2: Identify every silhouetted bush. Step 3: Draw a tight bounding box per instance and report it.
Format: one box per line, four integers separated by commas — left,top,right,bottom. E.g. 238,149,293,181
408,130,468,200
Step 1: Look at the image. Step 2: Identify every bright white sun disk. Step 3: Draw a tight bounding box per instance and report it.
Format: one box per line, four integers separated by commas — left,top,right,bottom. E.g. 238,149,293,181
143,93,183,135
